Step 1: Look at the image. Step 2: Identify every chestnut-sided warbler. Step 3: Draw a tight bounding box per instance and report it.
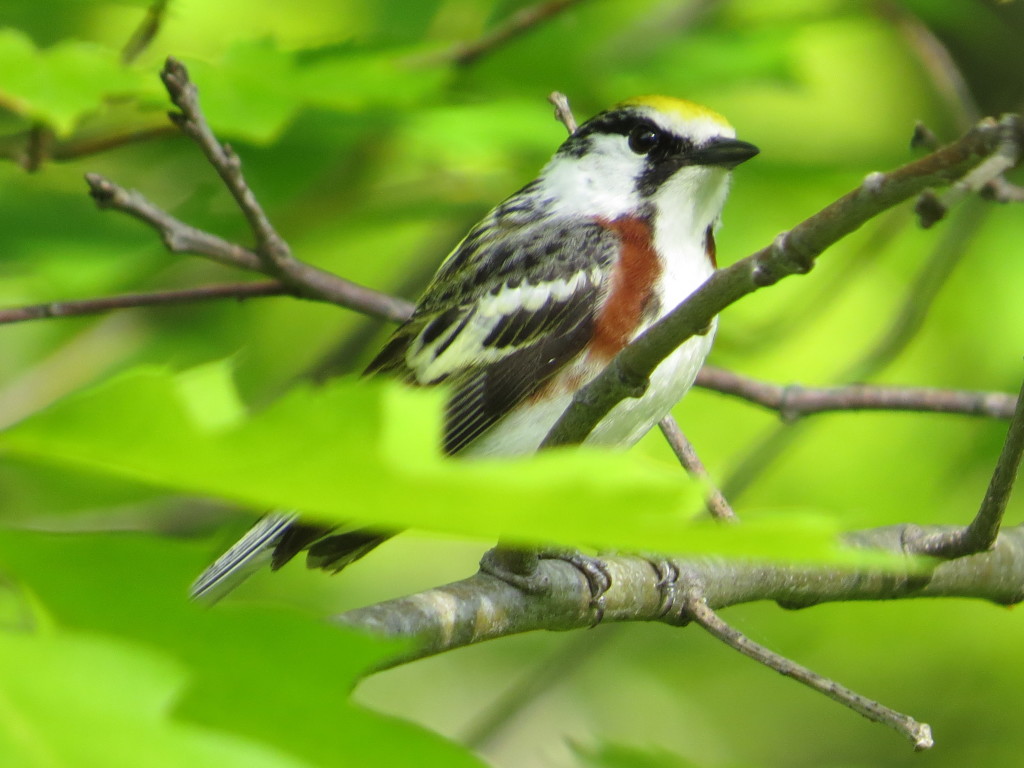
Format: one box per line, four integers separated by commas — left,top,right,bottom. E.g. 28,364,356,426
191,96,758,600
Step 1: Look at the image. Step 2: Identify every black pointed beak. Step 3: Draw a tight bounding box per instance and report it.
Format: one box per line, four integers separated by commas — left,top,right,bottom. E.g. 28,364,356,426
694,137,759,169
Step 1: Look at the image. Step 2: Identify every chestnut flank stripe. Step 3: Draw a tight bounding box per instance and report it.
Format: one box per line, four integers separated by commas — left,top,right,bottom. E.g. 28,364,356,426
591,216,661,360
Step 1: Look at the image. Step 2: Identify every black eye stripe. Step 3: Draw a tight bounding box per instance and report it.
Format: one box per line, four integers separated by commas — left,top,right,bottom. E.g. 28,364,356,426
557,108,696,161
557,109,662,157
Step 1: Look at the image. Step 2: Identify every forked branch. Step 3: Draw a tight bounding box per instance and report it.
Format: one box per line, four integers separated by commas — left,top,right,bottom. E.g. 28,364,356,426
335,522,1024,749
72,61,1024,750
85,59,414,324
903,372,1024,558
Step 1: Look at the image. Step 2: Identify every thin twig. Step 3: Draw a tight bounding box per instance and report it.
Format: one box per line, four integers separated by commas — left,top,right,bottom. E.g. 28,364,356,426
23,124,51,172
906,372,1024,558
541,115,1021,449
843,200,986,380
982,176,1024,203
911,121,941,152
695,366,1017,421
965,373,1024,546
85,173,263,271
657,416,736,520
159,58,294,274
0,282,288,326
425,0,586,66
0,125,177,168
882,1,979,130
916,115,1022,228
548,91,578,134
84,173,414,323
684,597,934,750
461,631,613,749
121,0,170,64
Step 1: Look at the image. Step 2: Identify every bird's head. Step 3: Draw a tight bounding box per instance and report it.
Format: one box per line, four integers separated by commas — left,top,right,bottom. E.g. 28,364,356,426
541,95,758,227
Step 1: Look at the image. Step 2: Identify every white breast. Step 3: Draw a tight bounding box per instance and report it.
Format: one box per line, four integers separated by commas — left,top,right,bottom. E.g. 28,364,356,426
585,228,716,448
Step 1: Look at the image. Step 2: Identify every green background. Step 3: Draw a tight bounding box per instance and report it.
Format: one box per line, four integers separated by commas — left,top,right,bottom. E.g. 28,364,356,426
1,1,1023,766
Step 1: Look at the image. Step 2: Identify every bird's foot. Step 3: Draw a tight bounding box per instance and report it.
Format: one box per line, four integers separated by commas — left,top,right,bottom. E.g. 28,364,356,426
479,546,611,625
647,557,679,617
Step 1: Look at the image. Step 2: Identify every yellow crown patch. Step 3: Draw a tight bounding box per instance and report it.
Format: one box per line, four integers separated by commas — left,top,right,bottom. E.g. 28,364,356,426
618,95,731,128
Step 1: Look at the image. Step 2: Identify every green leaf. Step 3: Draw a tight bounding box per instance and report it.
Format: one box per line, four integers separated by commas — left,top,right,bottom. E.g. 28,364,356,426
573,741,752,768
183,40,301,144
0,29,148,135
299,45,449,112
0,365,851,561
0,530,487,768
182,40,448,143
175,358,247,432
0,631,312,768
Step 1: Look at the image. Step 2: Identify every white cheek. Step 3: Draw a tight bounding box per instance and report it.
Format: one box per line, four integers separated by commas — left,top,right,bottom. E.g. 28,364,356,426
538,136,643,220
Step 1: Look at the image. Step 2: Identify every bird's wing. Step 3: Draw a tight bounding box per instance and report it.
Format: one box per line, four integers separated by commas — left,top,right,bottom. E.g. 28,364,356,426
190,215,619,600
366,213,618,454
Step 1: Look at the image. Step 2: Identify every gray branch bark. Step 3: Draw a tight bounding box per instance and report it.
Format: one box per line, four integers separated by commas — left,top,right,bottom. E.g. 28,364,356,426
335,523,1024,669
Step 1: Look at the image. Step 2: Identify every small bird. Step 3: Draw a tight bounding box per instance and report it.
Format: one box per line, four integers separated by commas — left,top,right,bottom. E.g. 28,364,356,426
191,96,758,601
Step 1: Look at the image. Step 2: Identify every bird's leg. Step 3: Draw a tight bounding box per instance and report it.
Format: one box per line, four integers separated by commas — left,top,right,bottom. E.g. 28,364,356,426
541,547,611,625
479,544,611,625
479,543,548,593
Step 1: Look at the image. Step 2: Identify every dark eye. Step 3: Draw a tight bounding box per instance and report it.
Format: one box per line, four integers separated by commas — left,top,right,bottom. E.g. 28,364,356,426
628,124,662,155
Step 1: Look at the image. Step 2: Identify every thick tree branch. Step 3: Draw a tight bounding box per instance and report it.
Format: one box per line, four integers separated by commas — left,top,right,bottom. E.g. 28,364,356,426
357,523,965,747
542,115,1023,449
336,522,1022,747
695,365,1018,421
336,524,1024,665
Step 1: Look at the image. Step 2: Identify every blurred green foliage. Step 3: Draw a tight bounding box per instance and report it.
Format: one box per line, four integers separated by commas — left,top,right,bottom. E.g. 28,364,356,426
0,1,1023,767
